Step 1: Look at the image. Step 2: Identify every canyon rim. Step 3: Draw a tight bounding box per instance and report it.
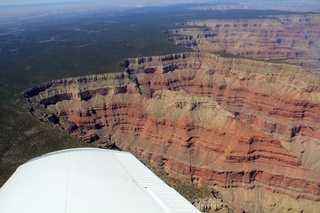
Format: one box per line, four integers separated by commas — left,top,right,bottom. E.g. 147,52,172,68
24,50,320,212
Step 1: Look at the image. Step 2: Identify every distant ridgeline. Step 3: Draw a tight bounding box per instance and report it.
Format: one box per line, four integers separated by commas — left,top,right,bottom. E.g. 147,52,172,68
166,14,320,74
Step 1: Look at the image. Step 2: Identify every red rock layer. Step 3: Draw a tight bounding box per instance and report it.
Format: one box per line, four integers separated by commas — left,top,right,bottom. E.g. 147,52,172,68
123,53,320,142
167,14,320,73
24,52,320,212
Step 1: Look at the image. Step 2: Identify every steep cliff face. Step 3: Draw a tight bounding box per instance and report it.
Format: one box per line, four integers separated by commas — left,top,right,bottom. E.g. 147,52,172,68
166,14,320,73
24,52,320,212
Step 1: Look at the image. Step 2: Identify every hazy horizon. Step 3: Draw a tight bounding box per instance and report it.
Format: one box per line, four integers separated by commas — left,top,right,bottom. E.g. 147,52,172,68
2,0,314,6
1,0,318,11
0,0,213,6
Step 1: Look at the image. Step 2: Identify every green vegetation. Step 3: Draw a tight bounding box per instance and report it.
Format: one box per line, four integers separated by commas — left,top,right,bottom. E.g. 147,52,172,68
0,6,192,186
0,98,96,185
213,52,247,59
0,3,296,188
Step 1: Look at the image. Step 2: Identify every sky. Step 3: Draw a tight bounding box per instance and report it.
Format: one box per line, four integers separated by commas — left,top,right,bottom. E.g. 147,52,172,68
1,0,317,6
0,0,207,6
1,0,318,13
0,0,218,19
1,0,84,5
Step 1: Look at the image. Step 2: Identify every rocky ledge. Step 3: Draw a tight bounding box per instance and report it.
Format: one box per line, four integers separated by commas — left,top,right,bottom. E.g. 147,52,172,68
24,52,320,212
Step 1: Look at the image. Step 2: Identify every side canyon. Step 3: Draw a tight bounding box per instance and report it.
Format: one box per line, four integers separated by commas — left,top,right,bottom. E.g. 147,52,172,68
25,52,320,212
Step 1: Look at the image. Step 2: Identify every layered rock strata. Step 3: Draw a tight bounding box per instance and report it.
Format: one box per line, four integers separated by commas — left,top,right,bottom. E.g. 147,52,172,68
166,14,320,73
24,52,320,212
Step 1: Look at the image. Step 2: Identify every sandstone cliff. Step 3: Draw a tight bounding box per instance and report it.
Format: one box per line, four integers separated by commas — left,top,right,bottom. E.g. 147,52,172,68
24,52,320,212
166,14,320,73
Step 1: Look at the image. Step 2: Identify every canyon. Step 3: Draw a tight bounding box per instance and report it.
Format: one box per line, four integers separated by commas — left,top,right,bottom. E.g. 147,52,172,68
166,14,320,74
25,52,320,212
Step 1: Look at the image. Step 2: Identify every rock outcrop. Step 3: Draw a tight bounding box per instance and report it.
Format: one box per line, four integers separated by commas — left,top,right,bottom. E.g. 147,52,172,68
192,197,233,213
24,52,320,212
166,14,320,73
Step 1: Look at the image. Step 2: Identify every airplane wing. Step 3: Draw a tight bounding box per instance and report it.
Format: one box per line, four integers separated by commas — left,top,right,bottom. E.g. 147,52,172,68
0,148,200,213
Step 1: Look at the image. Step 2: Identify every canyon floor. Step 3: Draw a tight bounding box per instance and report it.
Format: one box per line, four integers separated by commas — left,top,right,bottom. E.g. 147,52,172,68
1,2,320,213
